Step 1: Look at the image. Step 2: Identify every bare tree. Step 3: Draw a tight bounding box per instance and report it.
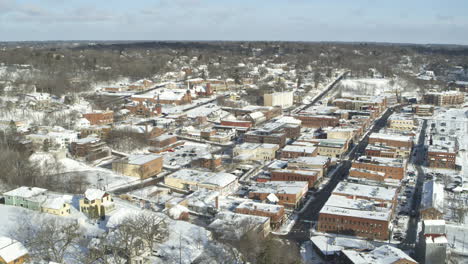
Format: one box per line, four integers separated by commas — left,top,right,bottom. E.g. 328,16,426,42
11,216,82,263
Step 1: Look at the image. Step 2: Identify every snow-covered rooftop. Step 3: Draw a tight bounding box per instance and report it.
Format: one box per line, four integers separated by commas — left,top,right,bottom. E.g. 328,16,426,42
333,182,397,202
84,189,106,201
0,237,28,263
3,186,47,198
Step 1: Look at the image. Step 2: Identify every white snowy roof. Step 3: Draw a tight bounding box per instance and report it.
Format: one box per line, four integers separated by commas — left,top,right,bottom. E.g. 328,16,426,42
201,173,237,188
282,145,317,154
369,133,412,143
266,193,279,203
3,186,47,198
0,237,28,263
342,245,416,264
42,195,72,210
320,204,391,221
421,180,444,212
237,200,283,213
249,181,308,195
249,111,265,120
125,154,161,165
333,182,397,202
84,189,106,201
289,156,330,166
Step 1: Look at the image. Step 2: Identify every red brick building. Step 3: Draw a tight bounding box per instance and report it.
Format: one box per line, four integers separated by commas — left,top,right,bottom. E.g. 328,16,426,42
365,144,399,158
368,133,413,149
220,119,252,128
271,169,320,188
351,156,406,180
244,131,287,147
149,134,184,153
125,101,161,117
280,145,318,159
248,181,308,208
317,195,391,240
235,201,285,228
83,110,114,125
292,114,339,128
427,146,456,169
70,137,110,162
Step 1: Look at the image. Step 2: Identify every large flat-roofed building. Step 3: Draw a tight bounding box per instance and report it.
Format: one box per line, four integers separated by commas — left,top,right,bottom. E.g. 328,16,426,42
248,181,308,208
233,143,280,162
70,137,111,162
351,156,406,180
164,169,238,195
288,156,330,177
244,131,287,147
316,139,348,159
364,144,400,158
112,154,163,179
423,91,464,106
317,194,392,240
83,110,114,125
420,180,444,220
333,182,398,206
280,145,318,159
427,141,457,169
292,114,340,128
264,91,294,108
149,134,184,153
415,104,434,116
342,245,417,264
387,114,416,131
417,220,448,264
270,169,321,188
368,133,413,149
235,201,285,228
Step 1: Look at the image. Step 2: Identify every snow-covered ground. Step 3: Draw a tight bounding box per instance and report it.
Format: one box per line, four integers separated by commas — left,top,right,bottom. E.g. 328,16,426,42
340,78,401,96
30,152,146,192
446,224,468,258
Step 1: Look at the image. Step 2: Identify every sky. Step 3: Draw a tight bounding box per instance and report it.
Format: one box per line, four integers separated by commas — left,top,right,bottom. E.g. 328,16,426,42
0,0,467,44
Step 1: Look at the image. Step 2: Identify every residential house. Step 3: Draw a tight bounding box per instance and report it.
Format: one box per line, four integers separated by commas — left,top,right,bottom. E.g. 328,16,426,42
79,189,115,219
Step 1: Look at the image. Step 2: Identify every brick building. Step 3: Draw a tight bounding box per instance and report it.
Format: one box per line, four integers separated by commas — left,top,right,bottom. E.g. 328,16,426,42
248,181,308,208
244,122,298,147
368,133,413,149
333,182,398,207
235,201,285,228
365,145,399,158
292,114,340,128
220,119,252,128
427,145,456,169
112,154,163,179
423,91,465,106
70,137,110,162
317,195,392,240
288,156,331,177
414,105,434,116
351,156,406,181
149,134,184,153
271,169,320,188
83,110,114,125
280,145,318,159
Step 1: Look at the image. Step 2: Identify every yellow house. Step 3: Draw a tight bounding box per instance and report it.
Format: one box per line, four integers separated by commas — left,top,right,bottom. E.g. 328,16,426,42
0,237,29,264
41,196,72,216
79,189,115,219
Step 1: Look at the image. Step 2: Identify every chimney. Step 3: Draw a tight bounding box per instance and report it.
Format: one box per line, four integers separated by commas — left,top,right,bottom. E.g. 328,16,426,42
215,196,219,209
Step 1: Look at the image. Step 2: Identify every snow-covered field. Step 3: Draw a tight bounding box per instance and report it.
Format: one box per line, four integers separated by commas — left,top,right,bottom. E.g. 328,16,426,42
339,78,405,97
30,152,144,192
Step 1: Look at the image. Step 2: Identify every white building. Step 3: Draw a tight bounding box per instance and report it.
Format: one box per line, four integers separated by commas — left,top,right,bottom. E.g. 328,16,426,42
264,91,294,108
417,220,448,264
